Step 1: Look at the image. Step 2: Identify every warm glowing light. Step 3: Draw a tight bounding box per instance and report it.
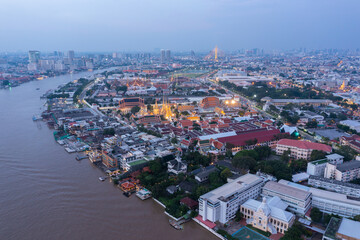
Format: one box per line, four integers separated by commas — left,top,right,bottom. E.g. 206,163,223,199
225,100,229,104
231,100,235,104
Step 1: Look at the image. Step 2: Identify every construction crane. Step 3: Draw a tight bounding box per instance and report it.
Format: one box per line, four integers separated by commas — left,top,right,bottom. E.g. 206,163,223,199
337,60,343,67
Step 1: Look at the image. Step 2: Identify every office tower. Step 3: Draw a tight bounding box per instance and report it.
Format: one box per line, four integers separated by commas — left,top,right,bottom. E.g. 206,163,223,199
28,50,40,64
160,49,165,63
68,50,75,64
165,49,171,61
68,50,74,60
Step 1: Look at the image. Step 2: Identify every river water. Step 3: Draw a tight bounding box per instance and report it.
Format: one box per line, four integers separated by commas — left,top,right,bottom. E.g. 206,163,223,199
0,69,217,240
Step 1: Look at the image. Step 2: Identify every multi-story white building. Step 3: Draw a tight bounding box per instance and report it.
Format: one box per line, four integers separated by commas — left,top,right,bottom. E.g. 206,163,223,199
310,188,360,217
276,139,332,160
307,154,344,177
279,180,360,218
262,180,312,215
198,174,265,224
326,153,344,165
309,175,360,198
307,159,328,176
324,161,360,182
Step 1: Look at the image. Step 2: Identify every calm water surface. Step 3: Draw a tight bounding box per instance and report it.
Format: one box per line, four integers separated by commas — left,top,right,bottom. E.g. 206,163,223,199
0,70,217,240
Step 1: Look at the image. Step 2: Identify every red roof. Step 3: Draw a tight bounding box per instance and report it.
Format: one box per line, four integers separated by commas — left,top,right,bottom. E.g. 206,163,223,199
218,129,280,147
180,139,191,146
179,120,193,127
277,139,332,152
121,182,135,189
195,215,216,229
218,123,229,129
222,118,231,123
180,197,198,209
212,140,224,150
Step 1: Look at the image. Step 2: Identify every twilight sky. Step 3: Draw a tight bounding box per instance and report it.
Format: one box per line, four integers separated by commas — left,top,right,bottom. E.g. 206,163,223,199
0,0,359,52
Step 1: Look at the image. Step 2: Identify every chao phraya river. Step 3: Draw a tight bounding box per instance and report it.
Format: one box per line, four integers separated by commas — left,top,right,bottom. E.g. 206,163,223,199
0,69,217,240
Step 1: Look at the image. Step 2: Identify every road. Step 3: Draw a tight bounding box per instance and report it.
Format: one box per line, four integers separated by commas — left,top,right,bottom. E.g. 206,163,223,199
207,78,275,119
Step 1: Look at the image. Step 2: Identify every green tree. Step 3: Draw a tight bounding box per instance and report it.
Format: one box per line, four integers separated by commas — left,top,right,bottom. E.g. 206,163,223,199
220,168,232,180
353,215,360,222
306,120,318,128
310,150,326,161
116,86,127,92
310,207,322,223
171,137,178,144
103,128,115,136
281,149,291,162
238,110,245,116
235,209,243,222
149,159,162,173
131,106,141,114
147,104,153,112
336,145,357,161
194,185,209,199
209,172,224,188
232,156,257,171
281,222,309,240
181,111,190,116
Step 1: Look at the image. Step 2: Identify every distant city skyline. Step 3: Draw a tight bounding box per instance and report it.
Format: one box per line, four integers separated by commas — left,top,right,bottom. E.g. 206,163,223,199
0,0,359,52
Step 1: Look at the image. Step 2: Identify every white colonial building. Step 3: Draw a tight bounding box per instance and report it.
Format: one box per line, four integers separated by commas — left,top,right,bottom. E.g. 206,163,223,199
241,196,295,234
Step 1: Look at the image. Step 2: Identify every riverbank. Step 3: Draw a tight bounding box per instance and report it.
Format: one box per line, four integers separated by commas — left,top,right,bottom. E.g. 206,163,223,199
0,70,218,240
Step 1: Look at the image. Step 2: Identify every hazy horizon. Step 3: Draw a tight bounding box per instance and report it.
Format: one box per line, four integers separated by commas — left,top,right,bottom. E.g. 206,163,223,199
1,0,359,52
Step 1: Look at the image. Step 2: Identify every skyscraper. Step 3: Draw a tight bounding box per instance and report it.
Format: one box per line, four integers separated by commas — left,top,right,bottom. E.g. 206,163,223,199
165,49,171,61
68,50,74,60
160,49,165,63
68,50,75,64
28,50,40,64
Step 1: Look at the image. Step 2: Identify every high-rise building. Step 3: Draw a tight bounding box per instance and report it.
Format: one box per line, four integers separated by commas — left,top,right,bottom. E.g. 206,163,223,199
28,50,40,64
160,49,165,63
165,49,171,61
68,50,75,62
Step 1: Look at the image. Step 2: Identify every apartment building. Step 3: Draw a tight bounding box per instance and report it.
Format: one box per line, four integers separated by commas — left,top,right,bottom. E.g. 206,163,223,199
199,174,265,224
309,175,360,198
279,180,360,218
324,161,360,182
276,139,332,160
262,181,312,215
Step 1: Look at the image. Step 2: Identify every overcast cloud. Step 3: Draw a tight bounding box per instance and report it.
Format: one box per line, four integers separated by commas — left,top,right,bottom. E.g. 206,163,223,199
0,0,359,51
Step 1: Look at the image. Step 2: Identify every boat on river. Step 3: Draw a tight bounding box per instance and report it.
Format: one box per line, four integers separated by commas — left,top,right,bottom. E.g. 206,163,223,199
169,219,183,230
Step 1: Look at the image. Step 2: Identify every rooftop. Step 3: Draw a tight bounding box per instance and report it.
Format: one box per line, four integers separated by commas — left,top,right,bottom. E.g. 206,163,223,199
323,217,341,239
277,139,332,152
336,160,360,172
201,173,263,203
269,99,331,103
310,187,360,207
263,181,311,201
242,196,294,222
309,159,328,165
309,175,360,190
337,218,360,239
